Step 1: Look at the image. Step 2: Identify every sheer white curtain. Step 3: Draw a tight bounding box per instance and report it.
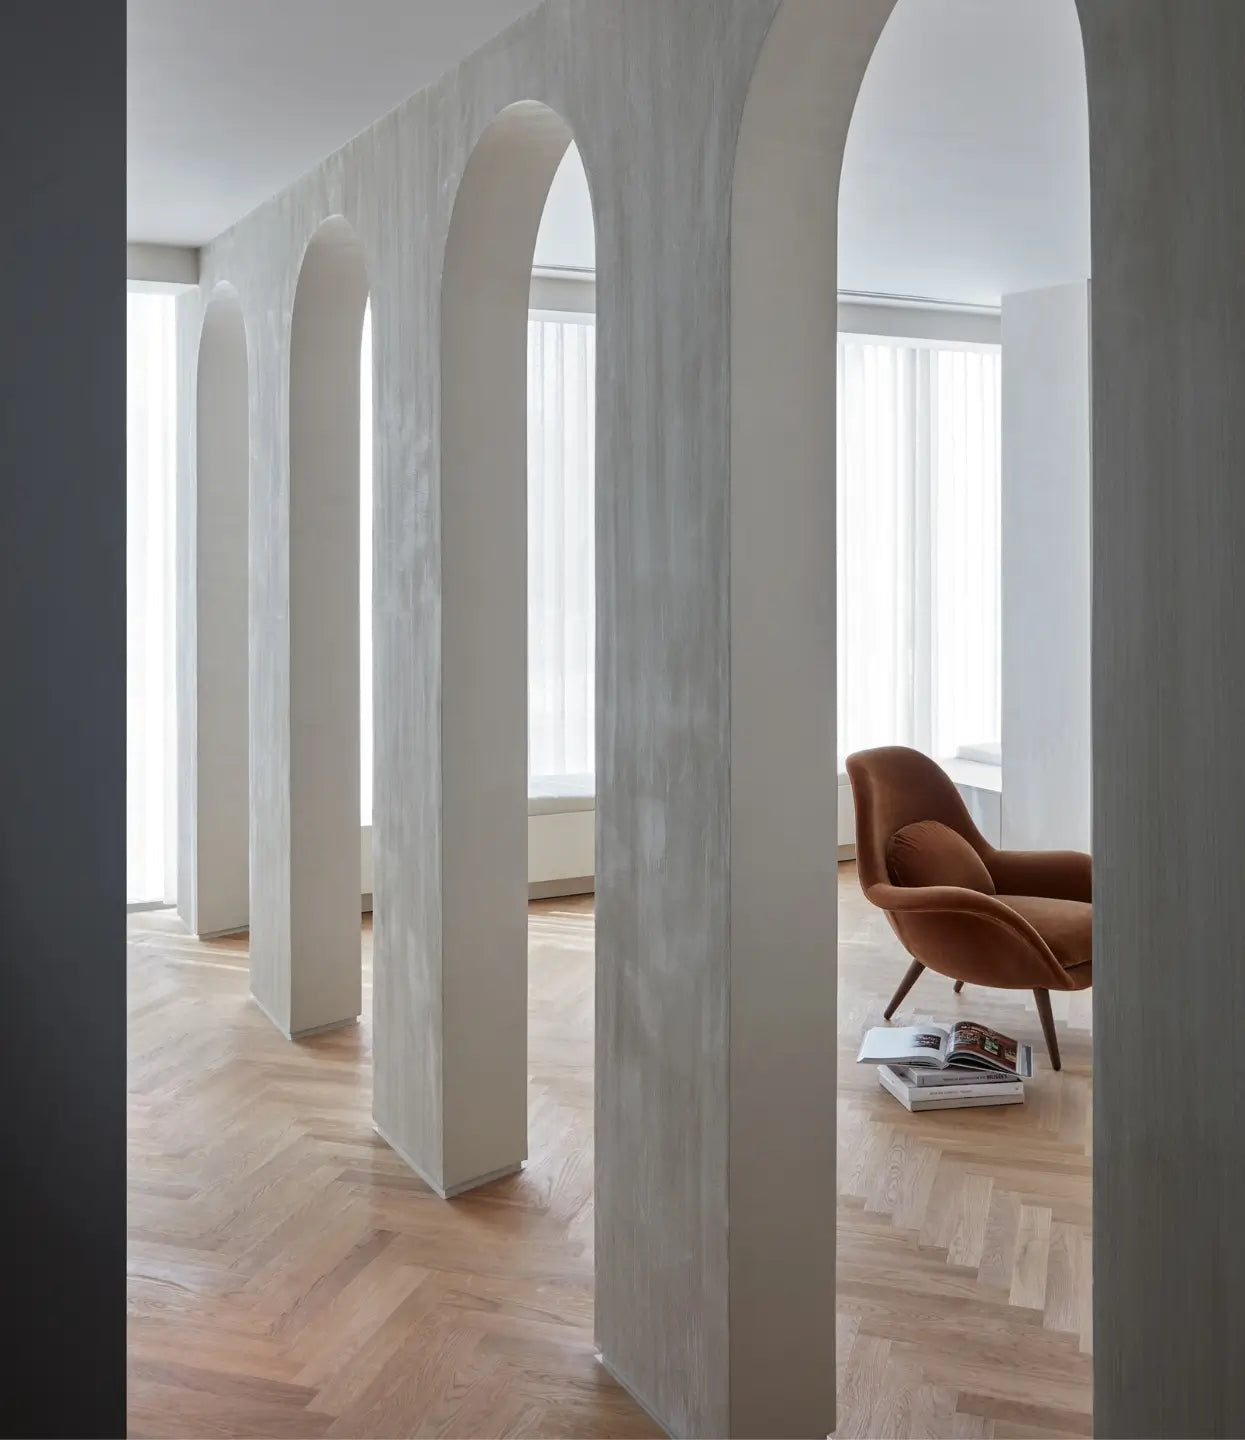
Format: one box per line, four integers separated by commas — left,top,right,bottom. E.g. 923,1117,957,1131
929,347,1002,762
837,334,1000,770
360,301,373,828
527,314,595,786
127,291,178,904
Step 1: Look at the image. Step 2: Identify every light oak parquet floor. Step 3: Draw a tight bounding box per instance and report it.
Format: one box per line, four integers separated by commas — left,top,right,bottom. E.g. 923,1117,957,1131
128,866,1092,1438
836,867,1092,1440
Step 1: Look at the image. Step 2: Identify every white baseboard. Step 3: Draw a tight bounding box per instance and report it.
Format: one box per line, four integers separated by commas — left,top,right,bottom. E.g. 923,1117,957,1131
529,875,594,900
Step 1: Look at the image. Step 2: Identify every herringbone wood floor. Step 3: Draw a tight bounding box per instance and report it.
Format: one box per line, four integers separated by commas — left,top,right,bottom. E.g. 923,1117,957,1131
128,867,1092,1438
836,869,1092,1440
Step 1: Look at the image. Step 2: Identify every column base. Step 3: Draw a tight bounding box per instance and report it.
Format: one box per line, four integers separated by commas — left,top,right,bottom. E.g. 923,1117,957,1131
374,1122,523,1199
250,991,359,1041
595,1352,673,1437
291,1015,359,1040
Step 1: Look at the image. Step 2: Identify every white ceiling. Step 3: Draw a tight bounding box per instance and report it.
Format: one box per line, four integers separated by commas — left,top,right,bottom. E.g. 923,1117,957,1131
130,0,1089,306
536,0,1090,305
840,0,1090,305
127,0,541,245
533,146,595,272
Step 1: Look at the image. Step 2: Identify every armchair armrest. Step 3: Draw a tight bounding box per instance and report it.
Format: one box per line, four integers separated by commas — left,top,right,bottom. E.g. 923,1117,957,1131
862,880,1074,991
863,881,1007,916
986,849,1091,903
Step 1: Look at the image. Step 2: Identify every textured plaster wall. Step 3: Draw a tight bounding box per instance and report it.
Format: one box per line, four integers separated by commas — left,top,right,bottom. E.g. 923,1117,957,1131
287,218,369,1036
194,4,785,1430
1080,2,1245,1434
183,0,1245,1434
438,103,590,1194
729,6,895,1434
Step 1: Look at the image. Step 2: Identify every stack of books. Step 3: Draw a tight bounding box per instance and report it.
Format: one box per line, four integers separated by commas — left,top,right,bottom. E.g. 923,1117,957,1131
877,1063,1024,1111
857,1020,1032,1111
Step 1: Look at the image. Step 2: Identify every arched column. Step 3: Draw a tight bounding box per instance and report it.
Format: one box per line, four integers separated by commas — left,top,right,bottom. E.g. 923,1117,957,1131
373,102,576,1196
178,286,249,938
726,3,894,1435
730,3,1096,1436
253,217,369,1037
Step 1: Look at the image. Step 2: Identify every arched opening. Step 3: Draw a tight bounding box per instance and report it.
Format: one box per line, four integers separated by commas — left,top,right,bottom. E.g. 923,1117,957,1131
837,0,1091,853
285,215,370,1037
185,285,250,938
731,0,1092,1433
428,102,596,1198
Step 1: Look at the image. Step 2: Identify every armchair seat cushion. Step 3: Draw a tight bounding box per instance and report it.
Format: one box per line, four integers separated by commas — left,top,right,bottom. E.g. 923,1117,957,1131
996,894,1092,981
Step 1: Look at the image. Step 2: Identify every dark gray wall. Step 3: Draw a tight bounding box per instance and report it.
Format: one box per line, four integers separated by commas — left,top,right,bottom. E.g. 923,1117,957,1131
0,2,126,1433
1082,2,1245,1434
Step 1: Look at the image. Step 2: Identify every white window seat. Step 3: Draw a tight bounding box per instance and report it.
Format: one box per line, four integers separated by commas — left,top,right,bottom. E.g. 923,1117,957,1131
939,757,1002,794
528,774,595,896
940,756,1002,846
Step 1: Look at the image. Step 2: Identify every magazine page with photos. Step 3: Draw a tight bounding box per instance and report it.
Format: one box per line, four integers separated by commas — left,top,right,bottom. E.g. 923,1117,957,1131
857,1021,1033,1077
945,1022,1033,1077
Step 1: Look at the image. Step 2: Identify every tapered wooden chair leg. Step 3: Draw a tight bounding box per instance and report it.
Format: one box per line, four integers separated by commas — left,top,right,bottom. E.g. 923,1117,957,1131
883,959,925,1020
954,980,964,994
1034,988,1061,1071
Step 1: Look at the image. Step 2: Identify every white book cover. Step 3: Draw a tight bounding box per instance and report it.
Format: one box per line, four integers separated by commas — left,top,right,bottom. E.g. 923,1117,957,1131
896,1064,1020,1088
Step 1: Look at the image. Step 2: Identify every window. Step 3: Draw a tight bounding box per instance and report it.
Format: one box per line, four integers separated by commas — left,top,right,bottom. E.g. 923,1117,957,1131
837,335,1001,770
127,291,178,905
527,312,595,787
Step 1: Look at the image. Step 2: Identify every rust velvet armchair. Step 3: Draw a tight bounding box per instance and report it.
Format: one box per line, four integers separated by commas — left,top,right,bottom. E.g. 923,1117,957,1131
845,746,1091,1070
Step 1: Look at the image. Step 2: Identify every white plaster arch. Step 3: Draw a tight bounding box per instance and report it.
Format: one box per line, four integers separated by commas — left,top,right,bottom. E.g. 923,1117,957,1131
729,11,897,1434
180,282,251,940
278,213,371,1038
383,98,590,1198
728,2,1089,1433
177,4,1245,1434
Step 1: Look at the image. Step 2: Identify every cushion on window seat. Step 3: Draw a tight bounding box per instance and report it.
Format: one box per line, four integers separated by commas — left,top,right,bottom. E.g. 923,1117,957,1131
528,772,595,816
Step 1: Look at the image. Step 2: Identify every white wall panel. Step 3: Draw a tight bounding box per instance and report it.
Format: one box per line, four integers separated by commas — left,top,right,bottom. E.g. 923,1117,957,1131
1001,281,1092,853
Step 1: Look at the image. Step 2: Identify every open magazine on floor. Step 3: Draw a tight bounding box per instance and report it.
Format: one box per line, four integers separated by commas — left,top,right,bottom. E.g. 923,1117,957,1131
857,1021,1033,1078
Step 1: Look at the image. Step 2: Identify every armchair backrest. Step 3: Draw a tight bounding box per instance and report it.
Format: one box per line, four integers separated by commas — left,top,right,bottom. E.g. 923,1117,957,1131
845,746,992,893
